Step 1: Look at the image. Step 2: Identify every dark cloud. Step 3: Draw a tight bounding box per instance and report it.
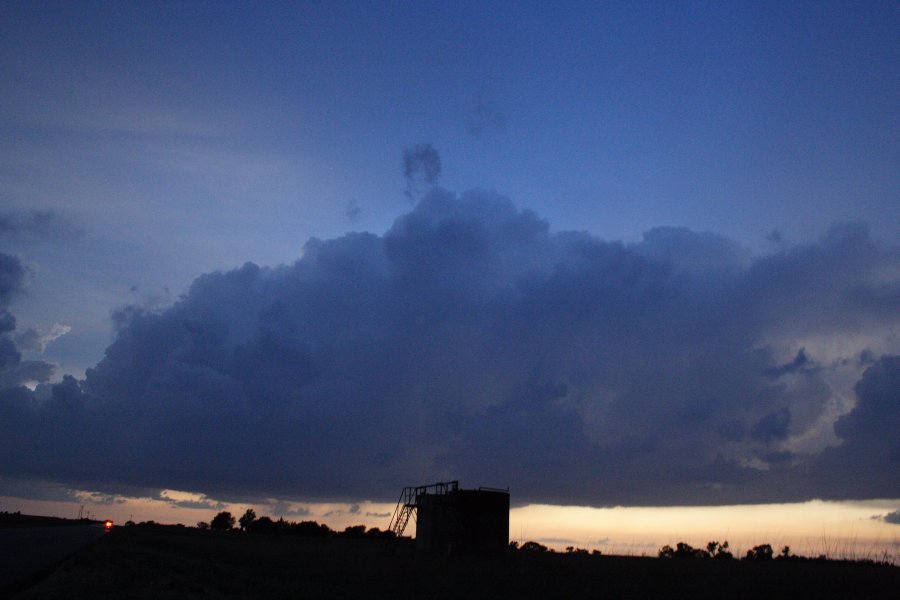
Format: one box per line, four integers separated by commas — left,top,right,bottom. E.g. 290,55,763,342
0,338,20,373
877,510,900,525
403,144,441,201
15,323,71,353
0,253,51,388
0,476,81,503
0,255,59,389
765,230,783,244
751,409,792,444
765,349,815,379
0,211,52,236
164,497,225,511
345,199,362,221
0,210,79,240
805,355,900,499
0,252,25,314
268,501,311,518
0,360,56,388
636,227,749,273
0,190,897,506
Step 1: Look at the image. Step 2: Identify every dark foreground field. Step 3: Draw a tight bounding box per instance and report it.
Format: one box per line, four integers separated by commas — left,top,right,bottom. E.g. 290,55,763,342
12,525,900,599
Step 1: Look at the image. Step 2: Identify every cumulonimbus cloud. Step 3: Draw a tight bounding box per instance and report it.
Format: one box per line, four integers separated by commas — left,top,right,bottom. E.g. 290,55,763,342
0,189,897,506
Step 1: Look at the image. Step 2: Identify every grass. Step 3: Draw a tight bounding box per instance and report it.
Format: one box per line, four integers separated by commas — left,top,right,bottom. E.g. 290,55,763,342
14,524,900,599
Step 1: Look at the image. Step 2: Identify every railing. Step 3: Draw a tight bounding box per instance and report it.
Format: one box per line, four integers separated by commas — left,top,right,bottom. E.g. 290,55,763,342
388,480,459,537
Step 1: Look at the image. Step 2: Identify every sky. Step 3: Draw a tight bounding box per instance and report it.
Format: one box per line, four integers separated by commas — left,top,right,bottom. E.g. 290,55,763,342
0,2,898,552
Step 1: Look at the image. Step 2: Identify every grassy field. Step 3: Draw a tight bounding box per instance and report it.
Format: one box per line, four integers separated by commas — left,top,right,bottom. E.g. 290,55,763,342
14,524,900,599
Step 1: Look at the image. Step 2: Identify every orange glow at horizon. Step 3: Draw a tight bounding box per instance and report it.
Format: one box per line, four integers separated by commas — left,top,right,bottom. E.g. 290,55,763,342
2,492,897,562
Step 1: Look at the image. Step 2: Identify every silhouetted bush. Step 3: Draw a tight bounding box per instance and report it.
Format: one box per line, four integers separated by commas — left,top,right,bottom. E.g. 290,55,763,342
659,541,733,559
775,545,799,561
659,542,707,559
745,544,774,560
196,521,209,530
707,541,733,560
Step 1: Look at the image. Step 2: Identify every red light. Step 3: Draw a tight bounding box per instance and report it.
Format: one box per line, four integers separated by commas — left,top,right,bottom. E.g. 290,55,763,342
104,520,114,530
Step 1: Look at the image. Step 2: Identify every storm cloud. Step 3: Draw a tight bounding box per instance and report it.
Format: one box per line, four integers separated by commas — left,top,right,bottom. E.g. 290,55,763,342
0,252,25,335
0,190,897,505
0,251,62,390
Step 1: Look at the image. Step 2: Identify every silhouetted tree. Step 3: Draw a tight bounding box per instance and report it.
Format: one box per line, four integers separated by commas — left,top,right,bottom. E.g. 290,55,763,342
250,515,278,534
745,543,774,560
520,541,550,553
363,526,395,540
196,521,209,530
291,520,332,537
239,508,257,532
210,511,235,531
341,524,366,538
708,540,733,559
659,542,718,559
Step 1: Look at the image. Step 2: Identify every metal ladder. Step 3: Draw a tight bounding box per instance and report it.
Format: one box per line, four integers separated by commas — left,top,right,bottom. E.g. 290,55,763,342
388,480,459,538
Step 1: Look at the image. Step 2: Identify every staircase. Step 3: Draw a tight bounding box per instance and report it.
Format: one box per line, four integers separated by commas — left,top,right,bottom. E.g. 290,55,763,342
388,480,459,538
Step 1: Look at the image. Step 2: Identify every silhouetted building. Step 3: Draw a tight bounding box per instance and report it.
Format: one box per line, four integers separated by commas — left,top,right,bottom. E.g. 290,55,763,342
389,481,509,556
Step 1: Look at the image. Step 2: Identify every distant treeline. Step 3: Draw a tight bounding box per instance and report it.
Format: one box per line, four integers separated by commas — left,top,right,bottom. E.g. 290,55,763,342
508,539,893,565
656,541,885,564
194,509,395,540
124,512,892,565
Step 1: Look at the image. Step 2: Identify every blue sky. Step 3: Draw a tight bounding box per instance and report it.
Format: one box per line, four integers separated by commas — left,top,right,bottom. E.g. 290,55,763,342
0,2,898,520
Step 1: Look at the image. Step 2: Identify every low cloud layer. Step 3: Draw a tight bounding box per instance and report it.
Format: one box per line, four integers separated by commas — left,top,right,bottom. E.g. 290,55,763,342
1,189,898,506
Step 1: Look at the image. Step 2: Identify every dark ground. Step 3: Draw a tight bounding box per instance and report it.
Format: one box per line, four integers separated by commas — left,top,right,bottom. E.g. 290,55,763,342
9,525,900,599
0,517,105,598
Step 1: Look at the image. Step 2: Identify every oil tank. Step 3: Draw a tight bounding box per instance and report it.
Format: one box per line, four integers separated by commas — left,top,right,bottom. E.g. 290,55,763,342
415,486,509,555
